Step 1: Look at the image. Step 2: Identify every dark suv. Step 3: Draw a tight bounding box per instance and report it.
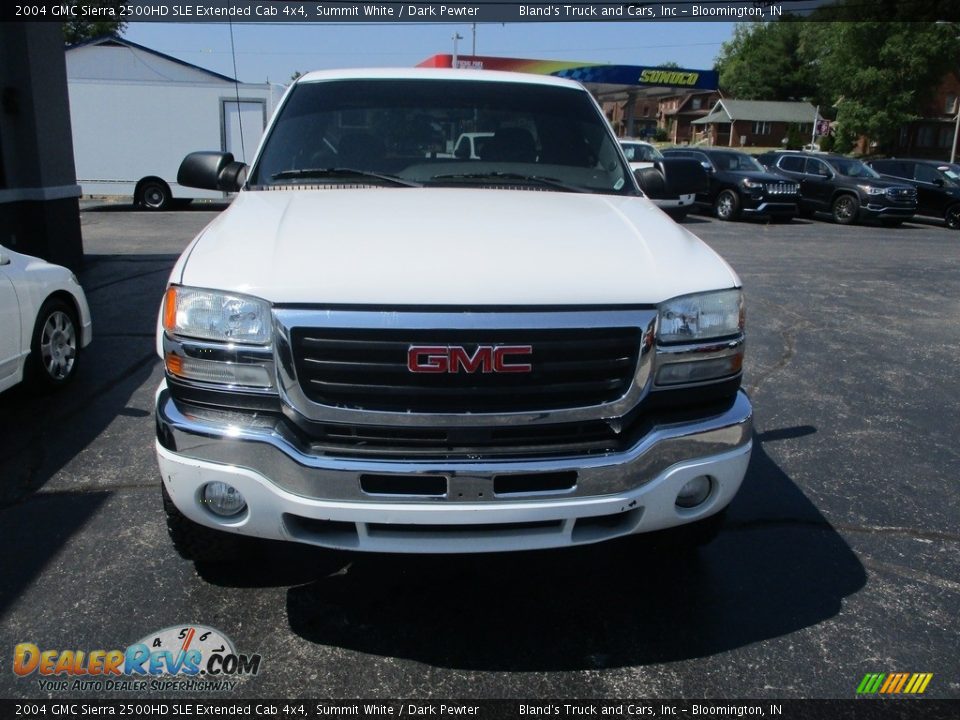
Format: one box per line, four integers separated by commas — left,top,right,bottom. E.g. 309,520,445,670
758,151,917,225
663,148,799,221
866,158,960,230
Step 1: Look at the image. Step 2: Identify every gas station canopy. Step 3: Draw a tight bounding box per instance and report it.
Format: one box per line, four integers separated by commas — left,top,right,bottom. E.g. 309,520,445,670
417,54,719,100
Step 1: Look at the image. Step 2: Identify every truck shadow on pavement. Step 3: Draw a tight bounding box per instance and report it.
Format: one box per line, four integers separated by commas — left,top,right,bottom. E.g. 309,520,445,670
0,253,174,618
200,427,866,671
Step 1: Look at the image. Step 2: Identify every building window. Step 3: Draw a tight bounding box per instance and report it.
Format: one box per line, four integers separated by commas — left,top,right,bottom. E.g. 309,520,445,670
691,97,703,110
946,94,958,115
916,125,935,147
939,125,954,148
752,121,772,135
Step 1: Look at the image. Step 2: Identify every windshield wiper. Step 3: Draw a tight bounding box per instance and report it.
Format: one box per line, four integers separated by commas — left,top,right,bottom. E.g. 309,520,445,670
270,168,421,187
428,171,590,193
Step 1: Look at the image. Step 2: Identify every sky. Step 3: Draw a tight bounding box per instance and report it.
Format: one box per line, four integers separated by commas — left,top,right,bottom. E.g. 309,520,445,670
122,21,738,85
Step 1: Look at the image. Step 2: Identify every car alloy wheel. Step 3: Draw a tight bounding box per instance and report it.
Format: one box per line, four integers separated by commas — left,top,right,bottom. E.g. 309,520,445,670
946,204,960,230
832,194,859,225
715,190,739,221
40,310,77,381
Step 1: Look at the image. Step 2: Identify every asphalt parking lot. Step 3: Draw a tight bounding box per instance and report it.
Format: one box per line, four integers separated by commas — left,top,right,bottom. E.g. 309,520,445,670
0,203,958,700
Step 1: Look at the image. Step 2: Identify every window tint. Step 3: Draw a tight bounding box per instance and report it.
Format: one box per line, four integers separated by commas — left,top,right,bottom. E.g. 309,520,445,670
914,163,941,184
805,159,830,176
778,156,803,172
872,160,910,179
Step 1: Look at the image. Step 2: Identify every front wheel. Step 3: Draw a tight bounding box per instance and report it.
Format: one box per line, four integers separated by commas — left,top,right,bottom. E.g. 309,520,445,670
832,194,860,225
714,190,740,221
27,298,80,390
945,203,960,230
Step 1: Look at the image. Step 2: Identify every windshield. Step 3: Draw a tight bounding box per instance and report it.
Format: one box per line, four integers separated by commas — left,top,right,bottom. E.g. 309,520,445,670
250,79,633,195
830,158,880,179
620,142,663,163
709,151,765,173
938,166,960,186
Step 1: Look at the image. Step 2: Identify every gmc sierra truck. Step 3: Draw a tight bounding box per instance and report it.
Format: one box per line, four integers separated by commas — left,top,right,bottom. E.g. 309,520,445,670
156,69,753,562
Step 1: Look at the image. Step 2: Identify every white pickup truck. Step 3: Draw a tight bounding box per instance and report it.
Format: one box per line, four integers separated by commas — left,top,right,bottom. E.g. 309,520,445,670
156,69,752,562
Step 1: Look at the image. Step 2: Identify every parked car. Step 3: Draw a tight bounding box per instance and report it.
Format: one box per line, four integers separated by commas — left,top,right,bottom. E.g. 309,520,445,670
866,158,960,230
158,68,751,564
758,151,917,226
663,148,800,221
619,139,698,220
0,246,92,393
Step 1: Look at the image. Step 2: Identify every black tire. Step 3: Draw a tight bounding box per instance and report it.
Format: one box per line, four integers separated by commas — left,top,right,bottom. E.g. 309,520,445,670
832,194,860,225
161,482,246,563
137,179,171,210
945,203,960,230
27,297,80,390
714,189,740,221
665,207,689,222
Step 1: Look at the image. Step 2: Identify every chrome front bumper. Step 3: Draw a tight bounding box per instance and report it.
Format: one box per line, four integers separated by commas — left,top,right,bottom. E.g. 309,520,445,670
156,384,753,553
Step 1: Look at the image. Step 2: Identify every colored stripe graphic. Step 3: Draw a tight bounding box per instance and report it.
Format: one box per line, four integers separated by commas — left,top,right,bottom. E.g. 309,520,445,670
857,673,932,694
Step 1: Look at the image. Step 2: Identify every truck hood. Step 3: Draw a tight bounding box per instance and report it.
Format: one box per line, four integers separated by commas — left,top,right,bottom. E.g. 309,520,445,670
177,188,739,305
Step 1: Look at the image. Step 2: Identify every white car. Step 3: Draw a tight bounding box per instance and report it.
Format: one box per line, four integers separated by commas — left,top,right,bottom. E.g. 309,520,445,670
0,246,92,393
620,139,697,220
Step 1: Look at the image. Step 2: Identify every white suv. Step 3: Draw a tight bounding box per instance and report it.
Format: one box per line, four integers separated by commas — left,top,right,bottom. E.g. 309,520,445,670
157,69,752,562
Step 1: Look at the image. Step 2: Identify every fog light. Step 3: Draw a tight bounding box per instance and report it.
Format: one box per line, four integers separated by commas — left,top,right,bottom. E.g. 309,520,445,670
676,475,712,509
202,482,246,517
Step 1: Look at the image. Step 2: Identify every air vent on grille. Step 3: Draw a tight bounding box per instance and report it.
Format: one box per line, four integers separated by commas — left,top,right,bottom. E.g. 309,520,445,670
290,327,641,413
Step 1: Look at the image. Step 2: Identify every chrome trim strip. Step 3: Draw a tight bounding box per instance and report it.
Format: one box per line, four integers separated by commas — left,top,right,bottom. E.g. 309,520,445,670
157,386,753,504
273,309,658,427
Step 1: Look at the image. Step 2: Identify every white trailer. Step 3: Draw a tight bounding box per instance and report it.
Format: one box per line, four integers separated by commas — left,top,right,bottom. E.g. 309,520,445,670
66,36,283,209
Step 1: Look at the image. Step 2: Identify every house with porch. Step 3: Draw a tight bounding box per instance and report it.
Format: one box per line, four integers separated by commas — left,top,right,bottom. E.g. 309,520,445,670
690,99,818,148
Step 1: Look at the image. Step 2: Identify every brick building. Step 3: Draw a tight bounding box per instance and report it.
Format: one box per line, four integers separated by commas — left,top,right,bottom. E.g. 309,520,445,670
886,71,960,160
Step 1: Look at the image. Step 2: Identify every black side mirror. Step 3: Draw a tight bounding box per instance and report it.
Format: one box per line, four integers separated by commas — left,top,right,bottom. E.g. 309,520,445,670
178,151,247,192
653,158,710,196
933,178,945,187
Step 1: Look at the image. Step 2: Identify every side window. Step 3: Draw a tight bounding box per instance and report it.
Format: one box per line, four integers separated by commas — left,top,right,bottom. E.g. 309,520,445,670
778,156,803,172
805,159,829,176
914,164,940,184
873,160,908,179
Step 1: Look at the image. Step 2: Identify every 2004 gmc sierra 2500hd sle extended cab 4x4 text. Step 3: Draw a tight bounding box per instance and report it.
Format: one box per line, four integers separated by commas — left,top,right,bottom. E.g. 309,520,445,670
155,68,752,563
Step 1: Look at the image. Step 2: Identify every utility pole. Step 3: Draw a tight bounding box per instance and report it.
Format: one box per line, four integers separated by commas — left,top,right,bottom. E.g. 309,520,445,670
452,32,463,69
952,96,959,163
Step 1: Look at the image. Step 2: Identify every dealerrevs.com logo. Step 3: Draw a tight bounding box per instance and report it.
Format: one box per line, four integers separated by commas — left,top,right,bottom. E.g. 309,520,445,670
13,625,262,692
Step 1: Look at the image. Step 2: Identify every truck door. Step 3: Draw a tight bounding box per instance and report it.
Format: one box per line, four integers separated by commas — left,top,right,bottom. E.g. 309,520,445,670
222,99,266,164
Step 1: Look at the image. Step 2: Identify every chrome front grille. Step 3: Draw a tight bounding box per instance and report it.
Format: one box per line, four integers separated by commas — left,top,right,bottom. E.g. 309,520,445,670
764,182,799,196
289,326,643,414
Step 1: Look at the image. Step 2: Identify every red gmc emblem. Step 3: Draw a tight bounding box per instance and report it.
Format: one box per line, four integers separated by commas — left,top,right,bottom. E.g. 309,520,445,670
407,345,533,374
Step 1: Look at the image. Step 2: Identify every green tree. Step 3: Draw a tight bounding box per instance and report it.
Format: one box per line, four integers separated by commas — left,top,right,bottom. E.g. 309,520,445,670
800,19,960,151
715,18,816,101
62,1,127,45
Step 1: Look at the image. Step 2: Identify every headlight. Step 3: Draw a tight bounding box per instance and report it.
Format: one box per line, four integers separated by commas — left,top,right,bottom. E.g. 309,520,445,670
163,286,271,344
858,184,885,195
742,178,763,189
658,289,743,343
